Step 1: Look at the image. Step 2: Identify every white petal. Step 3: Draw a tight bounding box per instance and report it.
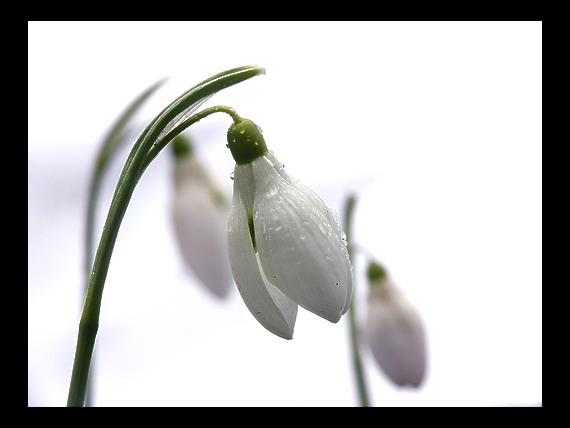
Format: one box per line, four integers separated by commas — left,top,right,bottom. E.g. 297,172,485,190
366,280,426,387
227,167,297,339
251,153,353,323
172,157,233,298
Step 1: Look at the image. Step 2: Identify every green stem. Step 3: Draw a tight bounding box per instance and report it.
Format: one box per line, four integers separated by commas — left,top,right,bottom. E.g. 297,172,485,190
83,77,167,406
67,66,264,406
343,194,371,407
142,105,241,172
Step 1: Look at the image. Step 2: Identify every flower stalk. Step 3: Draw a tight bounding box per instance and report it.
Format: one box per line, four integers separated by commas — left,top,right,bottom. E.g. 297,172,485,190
343,194,371,407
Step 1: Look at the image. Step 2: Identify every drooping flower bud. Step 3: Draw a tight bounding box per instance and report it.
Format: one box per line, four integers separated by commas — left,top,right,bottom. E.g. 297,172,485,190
226,118,353,339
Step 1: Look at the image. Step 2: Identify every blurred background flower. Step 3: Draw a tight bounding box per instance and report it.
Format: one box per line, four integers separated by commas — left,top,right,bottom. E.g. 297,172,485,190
171,133,233,299
365,261,427,388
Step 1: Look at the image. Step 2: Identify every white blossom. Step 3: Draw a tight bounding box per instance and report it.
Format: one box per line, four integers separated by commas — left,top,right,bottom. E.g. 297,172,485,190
227,149,353,339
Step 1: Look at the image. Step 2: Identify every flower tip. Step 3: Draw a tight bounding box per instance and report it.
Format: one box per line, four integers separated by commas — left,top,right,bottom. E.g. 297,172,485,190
319,307,344,324
245,65,265,76
248,304,296,340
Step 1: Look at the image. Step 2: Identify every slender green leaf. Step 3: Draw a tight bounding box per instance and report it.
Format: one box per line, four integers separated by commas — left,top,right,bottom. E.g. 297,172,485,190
86,77,168,278
83,77,168,407
68,65,265,406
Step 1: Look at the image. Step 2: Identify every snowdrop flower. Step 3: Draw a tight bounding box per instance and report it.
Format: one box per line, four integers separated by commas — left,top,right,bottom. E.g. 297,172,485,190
171,134,233,298
366,261,427,387
226,118,353,339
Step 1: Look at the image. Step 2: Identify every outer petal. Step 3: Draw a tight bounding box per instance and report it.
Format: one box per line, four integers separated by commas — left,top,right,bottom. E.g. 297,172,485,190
227,164,298,339
252,153,353,323
172,156,233,298
366,280,427,387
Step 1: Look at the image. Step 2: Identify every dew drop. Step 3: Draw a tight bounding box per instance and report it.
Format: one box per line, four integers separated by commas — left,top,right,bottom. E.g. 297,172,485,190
230,172,235,180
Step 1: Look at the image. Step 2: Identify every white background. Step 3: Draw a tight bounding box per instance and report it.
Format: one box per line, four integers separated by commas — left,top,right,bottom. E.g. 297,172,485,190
28,21,542,406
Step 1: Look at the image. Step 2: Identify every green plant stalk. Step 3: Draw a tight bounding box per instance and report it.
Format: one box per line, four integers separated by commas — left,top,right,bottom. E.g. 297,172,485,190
142,105,241,172
83,77,167,406
343,194,371,407
67,66,265,406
